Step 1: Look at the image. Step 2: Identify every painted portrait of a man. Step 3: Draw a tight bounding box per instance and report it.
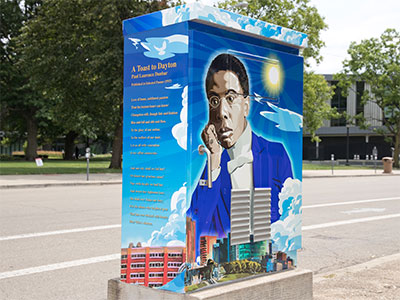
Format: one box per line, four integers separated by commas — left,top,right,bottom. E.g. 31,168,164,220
187,53,293,257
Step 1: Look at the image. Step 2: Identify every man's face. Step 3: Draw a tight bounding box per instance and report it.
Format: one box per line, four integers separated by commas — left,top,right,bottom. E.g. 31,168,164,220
207,70,249,149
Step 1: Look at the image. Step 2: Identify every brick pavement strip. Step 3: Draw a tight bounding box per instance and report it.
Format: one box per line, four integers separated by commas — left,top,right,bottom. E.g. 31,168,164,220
313,253,400,300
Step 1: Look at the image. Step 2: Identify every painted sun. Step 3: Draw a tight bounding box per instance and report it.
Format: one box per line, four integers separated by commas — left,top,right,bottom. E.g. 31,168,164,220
263,60,284,95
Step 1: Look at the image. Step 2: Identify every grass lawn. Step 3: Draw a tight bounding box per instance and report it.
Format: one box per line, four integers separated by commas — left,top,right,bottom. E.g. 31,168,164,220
0,159,385,175
0,158,121,175
303,163,376,170
217,273,254,283
185,282,208,292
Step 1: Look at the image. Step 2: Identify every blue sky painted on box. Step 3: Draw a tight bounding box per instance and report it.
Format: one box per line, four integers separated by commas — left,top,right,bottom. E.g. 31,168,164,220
123,3,307,49
121,24,189,248
122,21,304,257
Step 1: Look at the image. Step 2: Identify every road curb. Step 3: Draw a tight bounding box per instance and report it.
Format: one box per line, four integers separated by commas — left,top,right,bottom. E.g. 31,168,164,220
0,181,122,189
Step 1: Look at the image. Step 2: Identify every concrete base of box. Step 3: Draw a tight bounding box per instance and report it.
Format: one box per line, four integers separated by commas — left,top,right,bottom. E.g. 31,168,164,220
107,268,313,300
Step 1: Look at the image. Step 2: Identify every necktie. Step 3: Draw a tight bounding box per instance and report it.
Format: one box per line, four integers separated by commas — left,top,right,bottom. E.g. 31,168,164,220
227,151,253,174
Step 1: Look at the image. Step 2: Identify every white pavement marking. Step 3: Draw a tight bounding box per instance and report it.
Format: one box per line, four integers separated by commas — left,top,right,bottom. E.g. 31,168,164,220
303,213,400,231
341,207,386,215
1,197,399,242
0,224,121,242
0,254,120,280
2,213,399,279
303,197,400,209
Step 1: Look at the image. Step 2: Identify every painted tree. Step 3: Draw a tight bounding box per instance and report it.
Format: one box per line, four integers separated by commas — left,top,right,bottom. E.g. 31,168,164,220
335,29,400,167
219,0,337,142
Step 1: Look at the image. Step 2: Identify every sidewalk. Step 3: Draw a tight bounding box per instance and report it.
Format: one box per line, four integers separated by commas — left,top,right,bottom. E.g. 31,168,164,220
313,253,400,300
0,169,399,189
303,168,400,178
0,173,122,189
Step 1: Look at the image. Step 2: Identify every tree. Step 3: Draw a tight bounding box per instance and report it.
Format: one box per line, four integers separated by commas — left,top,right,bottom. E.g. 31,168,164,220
220,0,324,63
19,0,113,160
303,72,338,142
0,0,43,160
86,0,168,168
335,29,400,167
19,0,168,164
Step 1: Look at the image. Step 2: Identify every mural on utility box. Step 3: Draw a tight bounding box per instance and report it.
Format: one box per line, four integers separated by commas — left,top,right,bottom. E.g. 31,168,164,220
121,3,305,293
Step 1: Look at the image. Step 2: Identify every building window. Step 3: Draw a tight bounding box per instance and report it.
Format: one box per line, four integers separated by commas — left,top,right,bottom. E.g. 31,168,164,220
121,255,128,260
149,262,164,268
121,274,127,279
148,283,163,287
148,272,164,278
167,272,178,278
168,253,182,258
356,81,365,115
131,263,145,269
130,273,145,279
131,253,146,259
149,252,164,258
330,81,347,126
167,262,182,268
121,264,127,269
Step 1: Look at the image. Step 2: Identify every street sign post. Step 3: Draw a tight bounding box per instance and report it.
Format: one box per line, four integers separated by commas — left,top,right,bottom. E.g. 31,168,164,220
85,147,90,181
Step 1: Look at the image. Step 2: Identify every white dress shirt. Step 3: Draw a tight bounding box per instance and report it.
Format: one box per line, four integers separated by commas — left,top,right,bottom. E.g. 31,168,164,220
211,123,254,190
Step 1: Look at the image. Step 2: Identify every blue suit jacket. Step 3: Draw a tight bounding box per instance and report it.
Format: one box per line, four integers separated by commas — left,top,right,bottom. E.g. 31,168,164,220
187,132,293,256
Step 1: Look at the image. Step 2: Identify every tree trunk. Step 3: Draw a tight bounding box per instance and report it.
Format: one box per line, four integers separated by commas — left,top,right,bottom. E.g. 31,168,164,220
109,101,123,169
394,130,400,168
64,131,77,160
25,115,38,161
109,121,123,169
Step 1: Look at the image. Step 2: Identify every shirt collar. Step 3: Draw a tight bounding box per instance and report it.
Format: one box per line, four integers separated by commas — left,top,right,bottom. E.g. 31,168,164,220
227,122,252,160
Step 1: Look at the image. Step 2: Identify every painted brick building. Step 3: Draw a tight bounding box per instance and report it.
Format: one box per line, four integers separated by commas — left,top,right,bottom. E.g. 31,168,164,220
120,245,186,287
186,217,196,263
199,236,217,265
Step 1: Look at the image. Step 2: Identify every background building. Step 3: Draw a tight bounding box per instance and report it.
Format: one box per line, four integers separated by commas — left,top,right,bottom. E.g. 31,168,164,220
303,75,394,160
186,217,196,264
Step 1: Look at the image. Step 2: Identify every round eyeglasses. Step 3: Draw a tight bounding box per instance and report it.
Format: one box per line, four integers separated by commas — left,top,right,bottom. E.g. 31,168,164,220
208,91,243,109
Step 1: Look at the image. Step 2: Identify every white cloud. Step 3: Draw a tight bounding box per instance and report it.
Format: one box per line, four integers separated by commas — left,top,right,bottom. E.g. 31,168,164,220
166,83,182,90
260,102,303,132
162,3,241,30
128,38,141,49
147,184,187,246
271,178,302,252
141,34,188,60
245,24,262,34
172,86,188,150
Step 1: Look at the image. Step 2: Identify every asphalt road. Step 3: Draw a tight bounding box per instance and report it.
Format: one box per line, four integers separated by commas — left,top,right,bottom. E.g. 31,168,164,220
0,176,399,300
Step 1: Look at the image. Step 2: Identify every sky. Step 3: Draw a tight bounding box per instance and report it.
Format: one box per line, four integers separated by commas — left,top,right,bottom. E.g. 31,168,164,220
183,0,400,74
308,0,400,74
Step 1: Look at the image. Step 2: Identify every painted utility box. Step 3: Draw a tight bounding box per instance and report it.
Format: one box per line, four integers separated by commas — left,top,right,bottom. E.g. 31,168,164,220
121,3,306,293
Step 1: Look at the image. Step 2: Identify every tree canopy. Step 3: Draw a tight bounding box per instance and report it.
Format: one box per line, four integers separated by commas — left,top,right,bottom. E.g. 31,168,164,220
1,0,43,160
15,0,167,163
335,28,400,167
2,0,341,163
